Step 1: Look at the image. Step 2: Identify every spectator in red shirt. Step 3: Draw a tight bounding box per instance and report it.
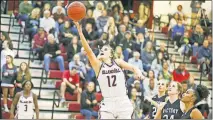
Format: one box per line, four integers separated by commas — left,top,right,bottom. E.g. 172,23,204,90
60,67,82,104
172,63,190,83
32,27,47,62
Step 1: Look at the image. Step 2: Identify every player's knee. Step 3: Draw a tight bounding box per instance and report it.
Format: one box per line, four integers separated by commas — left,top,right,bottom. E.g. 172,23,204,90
61,82,66,87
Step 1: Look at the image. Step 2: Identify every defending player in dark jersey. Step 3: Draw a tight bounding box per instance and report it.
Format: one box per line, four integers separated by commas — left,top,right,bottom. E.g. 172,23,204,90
155,81,184,119
10,80,39,119
181,85,209,119
148,80,168,119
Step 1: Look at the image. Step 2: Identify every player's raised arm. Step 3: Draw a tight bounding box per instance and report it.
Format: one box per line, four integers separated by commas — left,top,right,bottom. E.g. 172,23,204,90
33,93,39,119
73,21,101,75
115,59,143,79
10,92,21,119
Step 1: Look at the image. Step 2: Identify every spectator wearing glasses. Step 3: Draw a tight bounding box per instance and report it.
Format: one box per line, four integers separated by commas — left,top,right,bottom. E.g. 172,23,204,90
43,34,65,76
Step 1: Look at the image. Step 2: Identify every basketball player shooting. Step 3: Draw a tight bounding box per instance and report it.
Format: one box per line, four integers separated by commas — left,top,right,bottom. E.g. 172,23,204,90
10,80,39,119
73,21,143,119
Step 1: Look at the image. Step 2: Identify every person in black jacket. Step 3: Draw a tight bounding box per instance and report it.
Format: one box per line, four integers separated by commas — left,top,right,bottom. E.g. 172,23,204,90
43,34,64,75
80,82,98,119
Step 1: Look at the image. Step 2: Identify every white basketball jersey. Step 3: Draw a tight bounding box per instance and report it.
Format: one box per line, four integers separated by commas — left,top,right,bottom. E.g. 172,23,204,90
97,61,127,98
16,92,34,119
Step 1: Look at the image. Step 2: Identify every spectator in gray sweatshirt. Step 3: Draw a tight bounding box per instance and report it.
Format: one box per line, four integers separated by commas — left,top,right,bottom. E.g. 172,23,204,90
96,10,109,36
141,41,156,72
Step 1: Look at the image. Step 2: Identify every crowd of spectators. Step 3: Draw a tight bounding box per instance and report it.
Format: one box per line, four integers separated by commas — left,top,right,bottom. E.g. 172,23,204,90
0,0,212,119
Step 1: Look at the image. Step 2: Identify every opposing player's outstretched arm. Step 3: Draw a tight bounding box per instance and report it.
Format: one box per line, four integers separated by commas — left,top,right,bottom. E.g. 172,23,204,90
73,21,101,75
10,92,21,119
33,93,39,119
115,59,143,79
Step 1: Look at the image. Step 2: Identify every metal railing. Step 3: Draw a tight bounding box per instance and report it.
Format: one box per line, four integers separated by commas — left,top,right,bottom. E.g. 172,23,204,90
38,69,48,98
51,90,60,119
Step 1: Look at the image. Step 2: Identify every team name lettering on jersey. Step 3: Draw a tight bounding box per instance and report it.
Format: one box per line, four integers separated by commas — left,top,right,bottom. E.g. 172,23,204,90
163,108,179,114
19,100,33,104
102,68,121,74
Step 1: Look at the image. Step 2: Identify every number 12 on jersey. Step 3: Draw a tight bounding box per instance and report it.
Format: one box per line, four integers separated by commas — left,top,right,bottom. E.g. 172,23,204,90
107,75,117,87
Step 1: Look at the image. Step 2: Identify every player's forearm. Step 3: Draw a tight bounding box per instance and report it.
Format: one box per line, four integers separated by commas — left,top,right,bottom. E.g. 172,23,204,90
35,109,39,119
78,32,93,57
132,66,141,75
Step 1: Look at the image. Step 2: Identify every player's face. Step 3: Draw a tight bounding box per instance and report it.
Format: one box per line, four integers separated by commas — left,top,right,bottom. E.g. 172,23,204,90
21,62,27,71
168,82,179,95
24,81,32,91
99,45,113,61
181,89,194,102
157,81,167,92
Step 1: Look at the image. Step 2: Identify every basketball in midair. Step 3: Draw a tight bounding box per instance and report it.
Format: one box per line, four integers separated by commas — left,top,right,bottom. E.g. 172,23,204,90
67,1,86,21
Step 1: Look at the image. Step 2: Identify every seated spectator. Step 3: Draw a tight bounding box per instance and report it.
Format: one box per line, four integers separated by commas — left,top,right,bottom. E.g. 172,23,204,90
81,9,96,30
151,52,165,77
52,1,66,15
138,0,152,23
178,31,191,56
110,4,123,25
40,10,56,34
0,32,13,53
141,41,156,72
1,40,14,69
18,0,33,22
93,2,105,20
96,10,109,36
83,23,99,41
168,13,179,39
128,51,143,72
172,20,185,50
103,17,118,34
1,55,17,112
130,88,142,119
115,24,126,46
78,48,89,64
32,27,48,62
59,21,74,46
143,70,158,97
69,54,86,80
207,34,212,51
158,62,172,82
176,5,186,21
133,32,145,53
172,63,190,83
25,8,40,41
108,26,118,44
135,20,146,35
41,3,52,18
60,67,82,104
114,46,124,60
43,34,64,75
53,6,65,37
15,62,31,94
190,24,205,46
107,0,124,13
156,43,169,60
122,31,134,61
67,36,81,62
168,55,177,73
120,15,132,31
80,82,98,119
197,40,211,75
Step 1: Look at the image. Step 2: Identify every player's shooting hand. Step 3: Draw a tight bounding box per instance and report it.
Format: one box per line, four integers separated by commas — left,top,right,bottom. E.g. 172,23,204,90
73,21,82,32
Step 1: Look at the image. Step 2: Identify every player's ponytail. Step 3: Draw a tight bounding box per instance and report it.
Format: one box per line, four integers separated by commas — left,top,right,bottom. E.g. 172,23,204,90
194,85,209,104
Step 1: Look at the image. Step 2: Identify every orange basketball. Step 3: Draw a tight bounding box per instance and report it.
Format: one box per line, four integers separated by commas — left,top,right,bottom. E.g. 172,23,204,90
67,1,86,21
